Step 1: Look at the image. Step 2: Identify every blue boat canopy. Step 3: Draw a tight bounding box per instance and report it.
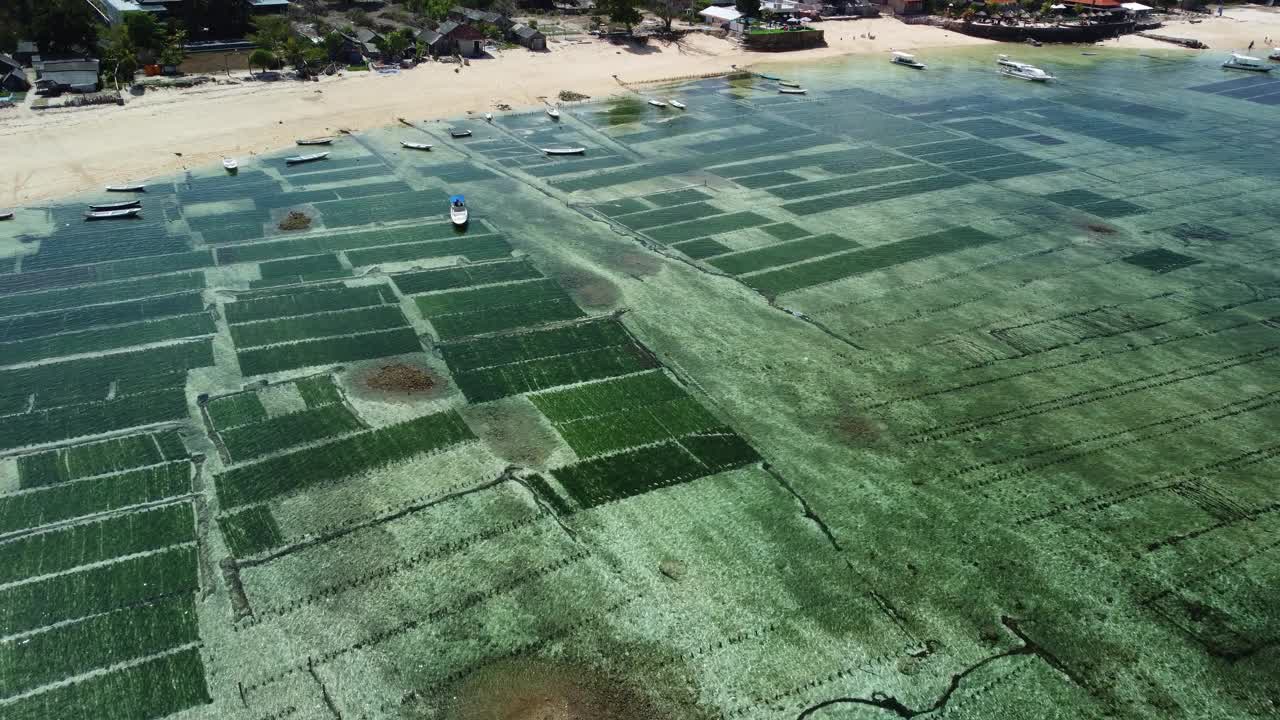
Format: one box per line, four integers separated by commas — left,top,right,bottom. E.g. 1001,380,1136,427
450,195,465,204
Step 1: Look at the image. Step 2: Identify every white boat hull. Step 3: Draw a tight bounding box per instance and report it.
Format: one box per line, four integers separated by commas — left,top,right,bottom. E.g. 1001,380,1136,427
0,211,13,220
223,159,238,172
779,88,807,95
543,147,585,155
105,185,145,192
669,100,686,109
401,141,433,150
546,108,560,119
648,99,667,107
296,138,333,146
89,200,141,211
86,208,141,220
451,209,469,226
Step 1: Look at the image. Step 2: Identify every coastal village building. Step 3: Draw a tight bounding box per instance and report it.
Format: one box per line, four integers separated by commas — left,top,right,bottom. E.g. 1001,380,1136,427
415,28,451,57
94,0,289,27
699,5,743,29
508,24,547,51
437,21,487,57
1,54,31,93
33,58,99,94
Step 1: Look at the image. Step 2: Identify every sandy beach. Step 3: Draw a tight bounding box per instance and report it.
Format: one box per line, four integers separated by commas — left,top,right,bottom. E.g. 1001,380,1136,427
1106,5,1280,51
0,20,992,206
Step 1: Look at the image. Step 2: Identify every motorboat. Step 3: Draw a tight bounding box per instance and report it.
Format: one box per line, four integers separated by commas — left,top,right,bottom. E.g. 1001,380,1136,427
1222,53,1272,72
285,152,329,165
543,147,585,155
296,137,334,145
86,208,141,220
223,157,238,173
891,51,926,69
0,210,13,220
400,141,433,150
997,54,1055,81
485,112,493,122
779,80,801,88
648,99,668,108
449,195,468,226
449,127,472,138
1270,48,1280,61
105,184,145,192
546,106,561,119
88,199,141,211
779,87,807,95
669,100,687,109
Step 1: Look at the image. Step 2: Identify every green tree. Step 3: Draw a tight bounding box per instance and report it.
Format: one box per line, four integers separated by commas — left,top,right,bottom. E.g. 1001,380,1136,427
375,28,413,59
649,0,692,32
602,0,643,32
101,25,139,87
735,0,761,18
30,0,99,56
248,47,276,75
323,31,346,60
418,0,453,23
159,26,187,67
248,14,291,56
123,12,164,55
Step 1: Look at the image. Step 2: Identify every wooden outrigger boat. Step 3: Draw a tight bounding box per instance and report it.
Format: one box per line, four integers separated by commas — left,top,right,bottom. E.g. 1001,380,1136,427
400,141,433,150
88,199,141,211
669,100,687,109
543,147,586,156
449,127,472,138
105,184,145,192
285,152,329,165
779,87,807,95
778,80,801,88
648,99,668,108
296,137,334,146
546,106,561,119
85,208,141,220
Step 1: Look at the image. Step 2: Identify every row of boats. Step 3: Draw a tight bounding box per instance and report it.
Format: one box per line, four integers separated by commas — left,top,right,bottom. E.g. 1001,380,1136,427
889,51,1274,79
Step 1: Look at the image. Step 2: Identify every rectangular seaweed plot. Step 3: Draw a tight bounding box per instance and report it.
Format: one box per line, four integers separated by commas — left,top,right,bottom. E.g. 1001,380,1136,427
295,374,342,407
2,647,210,720
17,432,174,488
780,174,974,216
0,595,199,699
647,212,772,244
224,284,392,324
555,397,721,458
530,370,687,423
428,300,584,341
613,202,721,231
257,254,345,279
217,505,285,557
0,251,213,297
452,344,658,403
206,393,267,429
708,234,857,275
0,292,205,343
346,233,514,267
0,314,217,367
439,318,634,374
0,545,197,635
747,226,1001,296
215,410,475,508
1122,248,1201,273
670,238,732,260
236,327,422,376
0,273,204,318
392,259,543,295
218,403,364,463
0,389,193,453
0,463,191,535
0,503,194,585
229,305,409,349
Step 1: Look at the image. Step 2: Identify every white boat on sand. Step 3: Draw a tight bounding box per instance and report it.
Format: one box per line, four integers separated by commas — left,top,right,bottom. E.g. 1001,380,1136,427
296,137,334,146
1222,53,1272,72
0,210,13,220
86,208,141,220
285,152,329,165
543,147,585,155
998,54,1055,81
223,157,238,173
105,184,145,192
891,51,926,69
401,141,433,150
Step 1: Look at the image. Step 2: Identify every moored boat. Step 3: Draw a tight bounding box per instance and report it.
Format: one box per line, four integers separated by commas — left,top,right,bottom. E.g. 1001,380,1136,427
1270,48,1280,61
401,141,433,150
85,208,141,220
648,99,668,108
543,147,586,155
779,80,801,88
0,210,13,220
223,157,238,173
779,87,807,95
1222,53,1272,72
997,54,1055,81
296,137,334,145
891,51,926,69
546,106,561,119
669,100,686,109
88,199,141,211
105,184,145,192
449,127,472,138
285,152,329,165
485,112,493,121
449,195,468,227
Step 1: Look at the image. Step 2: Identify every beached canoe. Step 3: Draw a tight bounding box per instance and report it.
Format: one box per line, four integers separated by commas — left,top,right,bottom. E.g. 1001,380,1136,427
0,210,13,220
648,99,668,108
88,199,141,211
105,184,145,192
449,128,472,138
546,107,561,119
449,195,468,227
285,152,329,165
401,141,433,150
223,157,238,173
779,81,801,88
669,100,687,109
85,208,141,220
779,87,807,95
296,137,334,146
543,147,586,156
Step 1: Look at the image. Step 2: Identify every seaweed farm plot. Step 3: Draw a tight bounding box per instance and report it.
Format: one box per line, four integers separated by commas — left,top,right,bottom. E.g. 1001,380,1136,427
222,282,421,377
203,375,364,465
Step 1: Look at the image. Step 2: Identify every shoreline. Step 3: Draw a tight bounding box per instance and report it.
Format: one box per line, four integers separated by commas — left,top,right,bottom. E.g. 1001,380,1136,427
0,21,994,206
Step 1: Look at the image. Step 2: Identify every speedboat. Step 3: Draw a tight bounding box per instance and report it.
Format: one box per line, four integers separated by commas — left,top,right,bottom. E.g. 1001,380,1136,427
296,137,334,145
891,51,926,69
449,195,468,227
543,147,585,155
285,152,329,165
88,199,141,211
997,54,1055,81
448,127,472,138
86,208,141,220
546,107,561,119
648,99,668,108
105,184,145,192
223,157,238,173
669,100,686,109
400,141,433,150
1222,53,1272,72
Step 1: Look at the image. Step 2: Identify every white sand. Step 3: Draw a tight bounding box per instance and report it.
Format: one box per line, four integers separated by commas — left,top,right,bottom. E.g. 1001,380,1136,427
0,21,993,206
1106,5,1280,52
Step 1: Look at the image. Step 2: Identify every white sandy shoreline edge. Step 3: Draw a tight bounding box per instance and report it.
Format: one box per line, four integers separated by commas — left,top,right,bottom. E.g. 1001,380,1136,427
2,22,996,206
